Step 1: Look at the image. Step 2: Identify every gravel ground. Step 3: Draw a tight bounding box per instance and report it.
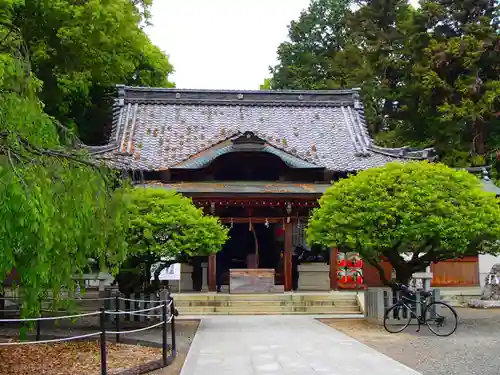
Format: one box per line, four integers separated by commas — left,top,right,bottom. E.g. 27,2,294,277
320,308,500,375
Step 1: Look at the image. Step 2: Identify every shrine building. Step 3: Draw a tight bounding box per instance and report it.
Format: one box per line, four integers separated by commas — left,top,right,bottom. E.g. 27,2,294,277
89,85,480,293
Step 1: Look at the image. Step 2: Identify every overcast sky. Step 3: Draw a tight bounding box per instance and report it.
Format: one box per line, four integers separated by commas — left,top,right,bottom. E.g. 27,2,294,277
146,0,418,90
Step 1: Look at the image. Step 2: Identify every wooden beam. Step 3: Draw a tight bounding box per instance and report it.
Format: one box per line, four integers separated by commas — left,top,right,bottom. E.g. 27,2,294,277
330,248,338,290
159,170,171,182
220,217,287,224
190,195,321,202
284,222,293,292
208,254,217,292
323,169,334,183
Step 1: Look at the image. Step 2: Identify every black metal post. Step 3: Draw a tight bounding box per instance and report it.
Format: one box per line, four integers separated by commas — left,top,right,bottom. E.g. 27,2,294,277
170,297,176,356
100,308,107,375
36,318,41,341
36,300,42,341
115,295,120,343
0,293,4,319
162,301,168,366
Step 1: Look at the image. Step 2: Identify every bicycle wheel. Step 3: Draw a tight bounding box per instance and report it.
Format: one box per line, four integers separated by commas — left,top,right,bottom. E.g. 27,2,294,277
424,301,458,337
384,303,413,333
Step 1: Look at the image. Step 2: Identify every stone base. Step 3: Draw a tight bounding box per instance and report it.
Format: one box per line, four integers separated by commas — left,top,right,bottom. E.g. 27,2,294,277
166,264,193,293
468,299,500,309
298,263,330,291
201,262,208,292
272,284,285,293
230,269,275,294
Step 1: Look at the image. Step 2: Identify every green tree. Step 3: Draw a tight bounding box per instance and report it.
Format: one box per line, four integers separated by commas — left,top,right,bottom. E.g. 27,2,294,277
348,0,500,162
260,78,272,90
11,0,174,145
267,0,500,166
269,0,367,91
0,1,130,316
348,0,422,134
307,161,500,284
116,188,228,294
412,0,500,162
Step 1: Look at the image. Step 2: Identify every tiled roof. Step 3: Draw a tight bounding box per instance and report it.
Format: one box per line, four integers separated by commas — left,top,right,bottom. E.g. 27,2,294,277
90,86,436,171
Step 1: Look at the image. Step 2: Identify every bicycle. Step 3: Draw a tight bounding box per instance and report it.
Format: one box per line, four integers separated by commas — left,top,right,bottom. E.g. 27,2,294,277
383,283,458,337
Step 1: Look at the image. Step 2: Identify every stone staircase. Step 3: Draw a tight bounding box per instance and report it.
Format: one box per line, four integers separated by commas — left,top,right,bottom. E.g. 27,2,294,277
170,291,362,315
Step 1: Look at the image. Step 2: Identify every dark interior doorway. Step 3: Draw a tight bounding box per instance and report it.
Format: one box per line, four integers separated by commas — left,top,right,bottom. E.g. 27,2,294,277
210,152,286,180
216,223,284,289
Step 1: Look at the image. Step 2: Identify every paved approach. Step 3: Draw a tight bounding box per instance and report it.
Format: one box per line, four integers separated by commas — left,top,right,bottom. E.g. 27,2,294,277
179,316,421,375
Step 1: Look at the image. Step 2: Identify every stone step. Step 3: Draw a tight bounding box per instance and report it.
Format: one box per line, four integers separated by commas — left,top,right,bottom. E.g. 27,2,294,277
171,292,360,315
176,309,361,315
176,311,362,316
172,292,358,302
174,300,358,307
177,305,361,314
176,304,360,311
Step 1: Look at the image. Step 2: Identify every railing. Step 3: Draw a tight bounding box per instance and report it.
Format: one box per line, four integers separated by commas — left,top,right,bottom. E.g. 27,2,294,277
1,291,169,321
364,287,441,324
103,292,168,323
0,296,177,375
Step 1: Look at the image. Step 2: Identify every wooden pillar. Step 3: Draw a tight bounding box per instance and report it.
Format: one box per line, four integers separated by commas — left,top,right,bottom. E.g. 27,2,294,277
329,248,338,290
284,222,293,292
208,254,217,292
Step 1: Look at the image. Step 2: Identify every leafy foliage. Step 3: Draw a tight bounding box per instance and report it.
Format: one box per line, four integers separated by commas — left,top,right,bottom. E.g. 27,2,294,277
397,0,500,162
270,0,368,91
126,188,228,257
268,0,500,166
11,0,174,144
116,188,228,294
0,1,131,316
259,78,272,90
307,161,500,283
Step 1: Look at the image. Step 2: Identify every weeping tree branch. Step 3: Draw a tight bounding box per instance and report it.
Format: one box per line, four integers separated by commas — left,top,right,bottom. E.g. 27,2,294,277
53,119,84,147
0,130,104,170
0,20,31,79
415,235,491,266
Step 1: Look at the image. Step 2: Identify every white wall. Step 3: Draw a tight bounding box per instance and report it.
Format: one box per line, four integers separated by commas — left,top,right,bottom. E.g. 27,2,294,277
479,254,500,287
78,272,114,289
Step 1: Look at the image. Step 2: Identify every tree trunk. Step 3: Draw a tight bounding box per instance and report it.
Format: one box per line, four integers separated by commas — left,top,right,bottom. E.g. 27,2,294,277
474,120,486,156
191,257,202,292
394,265,414,286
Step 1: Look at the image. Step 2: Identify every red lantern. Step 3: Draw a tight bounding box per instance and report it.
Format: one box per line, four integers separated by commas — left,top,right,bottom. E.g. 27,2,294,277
347,252,363,268
275,227,284,238
346,269,364,285
337,268,348,284
337,252,347,267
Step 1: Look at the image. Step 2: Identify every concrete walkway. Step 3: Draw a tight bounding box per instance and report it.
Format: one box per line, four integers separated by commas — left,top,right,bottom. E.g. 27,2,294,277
179,316,421,375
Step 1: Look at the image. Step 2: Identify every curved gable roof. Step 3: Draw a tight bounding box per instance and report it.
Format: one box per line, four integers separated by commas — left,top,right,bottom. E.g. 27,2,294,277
172,132,323,169
91,86,435,171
